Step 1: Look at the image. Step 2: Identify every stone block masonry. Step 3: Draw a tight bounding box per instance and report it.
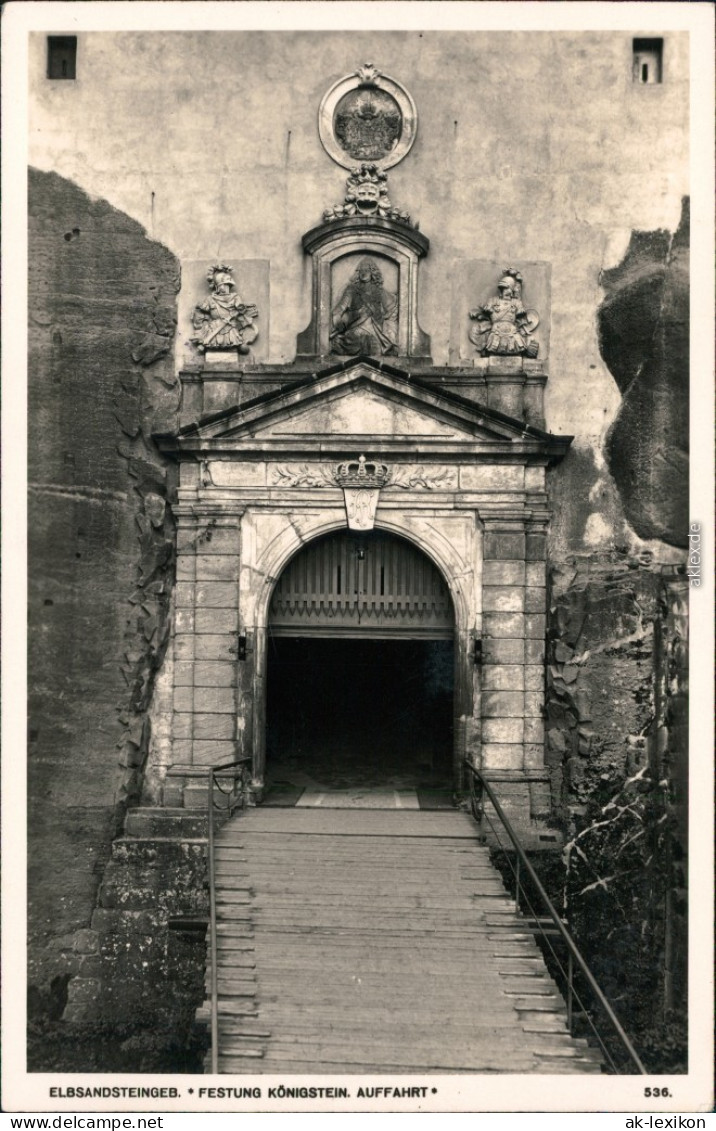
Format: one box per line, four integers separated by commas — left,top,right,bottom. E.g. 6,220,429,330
477,514,549,782
169,513,241,801
65,824,209,1031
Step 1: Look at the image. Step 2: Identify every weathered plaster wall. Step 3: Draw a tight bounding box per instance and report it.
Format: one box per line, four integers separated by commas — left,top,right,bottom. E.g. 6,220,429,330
28,168,180,1000
28,29,689,556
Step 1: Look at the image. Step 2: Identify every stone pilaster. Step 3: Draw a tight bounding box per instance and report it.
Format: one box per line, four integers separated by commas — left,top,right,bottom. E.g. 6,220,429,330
164,499,242,807
480,522,527,771
478,512,552,838
523,529,548,769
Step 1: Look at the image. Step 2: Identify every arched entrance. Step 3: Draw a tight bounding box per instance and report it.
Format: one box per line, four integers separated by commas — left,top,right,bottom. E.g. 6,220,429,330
265,529,456,808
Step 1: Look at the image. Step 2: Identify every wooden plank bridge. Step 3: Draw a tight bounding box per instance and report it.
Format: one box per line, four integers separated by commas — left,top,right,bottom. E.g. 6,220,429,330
199,807,603,1074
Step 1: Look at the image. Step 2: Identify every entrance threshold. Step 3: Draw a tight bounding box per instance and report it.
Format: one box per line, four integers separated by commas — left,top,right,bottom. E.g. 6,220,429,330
297,785,420,809
263,781,455,811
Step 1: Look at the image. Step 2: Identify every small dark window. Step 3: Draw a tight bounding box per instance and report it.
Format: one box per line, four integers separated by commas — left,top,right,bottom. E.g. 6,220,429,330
47,36,77,80
633,38,663,85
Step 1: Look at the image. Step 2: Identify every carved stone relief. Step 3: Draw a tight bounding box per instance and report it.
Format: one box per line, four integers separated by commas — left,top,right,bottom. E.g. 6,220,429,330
318,63,418,170
191,264,259,355
323,163,414,227
469,268,540,358
330,256,399,357
335,455,389,532
335,84,400,163
335,454,390,489
388,466,458,490
296,209,430,360
271,465,335,488
269,459,457,493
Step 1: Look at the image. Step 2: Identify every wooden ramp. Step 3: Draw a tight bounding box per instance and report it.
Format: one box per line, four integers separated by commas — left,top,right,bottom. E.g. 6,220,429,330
200,807,603,1074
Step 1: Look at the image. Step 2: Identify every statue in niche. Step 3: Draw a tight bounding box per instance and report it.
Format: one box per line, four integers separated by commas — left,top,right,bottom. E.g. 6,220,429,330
323,163,413,227
330,258,398,356
191,264,259,354
469,268,540,358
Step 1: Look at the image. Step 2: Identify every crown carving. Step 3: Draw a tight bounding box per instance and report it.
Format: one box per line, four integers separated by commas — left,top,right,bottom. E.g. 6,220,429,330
356,62,381,85
334,454,389,488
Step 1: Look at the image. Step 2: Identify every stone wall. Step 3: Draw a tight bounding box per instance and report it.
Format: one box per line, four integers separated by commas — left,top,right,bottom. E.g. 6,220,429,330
28,30,689,558
28,168,180,1006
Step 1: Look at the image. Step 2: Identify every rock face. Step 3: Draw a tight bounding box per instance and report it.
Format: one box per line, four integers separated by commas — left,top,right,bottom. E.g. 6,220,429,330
28,168,180,1000
544,553,689,1069
598,200,690,548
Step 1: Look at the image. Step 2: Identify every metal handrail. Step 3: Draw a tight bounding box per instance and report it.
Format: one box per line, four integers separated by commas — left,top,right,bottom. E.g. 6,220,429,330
207,756,252,1074
464,763,647,1075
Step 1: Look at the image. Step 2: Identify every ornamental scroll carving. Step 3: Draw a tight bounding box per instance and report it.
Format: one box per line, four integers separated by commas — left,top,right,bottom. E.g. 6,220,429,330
270,460,455,491
388,466,457,490
271,465,335,488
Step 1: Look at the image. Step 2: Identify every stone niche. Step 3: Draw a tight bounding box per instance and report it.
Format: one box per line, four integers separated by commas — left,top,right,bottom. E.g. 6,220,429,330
296,215,431,361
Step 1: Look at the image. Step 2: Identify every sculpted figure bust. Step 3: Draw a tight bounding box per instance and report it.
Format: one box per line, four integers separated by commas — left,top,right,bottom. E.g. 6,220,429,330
191,264,259,354
330,258,398,357
469,269,539,358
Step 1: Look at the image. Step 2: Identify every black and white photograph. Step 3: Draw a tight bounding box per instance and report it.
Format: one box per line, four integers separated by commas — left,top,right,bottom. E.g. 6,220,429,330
2,0,714,1116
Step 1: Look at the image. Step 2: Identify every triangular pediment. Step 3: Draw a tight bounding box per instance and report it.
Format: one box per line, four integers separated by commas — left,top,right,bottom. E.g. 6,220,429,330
247,385,475,441
160,359,571,461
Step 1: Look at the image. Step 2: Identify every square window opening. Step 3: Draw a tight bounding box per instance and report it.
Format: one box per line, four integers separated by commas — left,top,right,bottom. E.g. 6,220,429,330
633,37,663,85
47,36,77,80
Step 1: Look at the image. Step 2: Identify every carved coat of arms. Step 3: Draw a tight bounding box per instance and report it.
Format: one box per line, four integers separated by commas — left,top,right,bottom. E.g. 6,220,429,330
334,89,402,162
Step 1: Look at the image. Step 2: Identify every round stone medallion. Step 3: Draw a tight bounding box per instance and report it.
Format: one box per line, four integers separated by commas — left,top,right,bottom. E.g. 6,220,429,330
318,63,417,170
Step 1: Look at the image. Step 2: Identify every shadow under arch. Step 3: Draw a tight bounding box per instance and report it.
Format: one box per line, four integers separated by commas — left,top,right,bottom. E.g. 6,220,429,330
247,514,475,796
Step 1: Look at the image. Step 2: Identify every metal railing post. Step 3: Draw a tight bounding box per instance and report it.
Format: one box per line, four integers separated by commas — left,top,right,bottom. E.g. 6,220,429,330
567,950,574,1033
208,769,219,1074
205,756,251,1076
514,854,521,912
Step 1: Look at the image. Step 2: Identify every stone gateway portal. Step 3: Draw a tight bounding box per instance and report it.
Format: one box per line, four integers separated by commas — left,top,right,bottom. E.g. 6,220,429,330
266,530,456,803
157,354,572,825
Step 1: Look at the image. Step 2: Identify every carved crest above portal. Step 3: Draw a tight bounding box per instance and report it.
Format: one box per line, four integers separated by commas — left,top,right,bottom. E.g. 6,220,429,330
323,163,414,227
318,63,418,170
335,454,388,532
335,454,390,489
